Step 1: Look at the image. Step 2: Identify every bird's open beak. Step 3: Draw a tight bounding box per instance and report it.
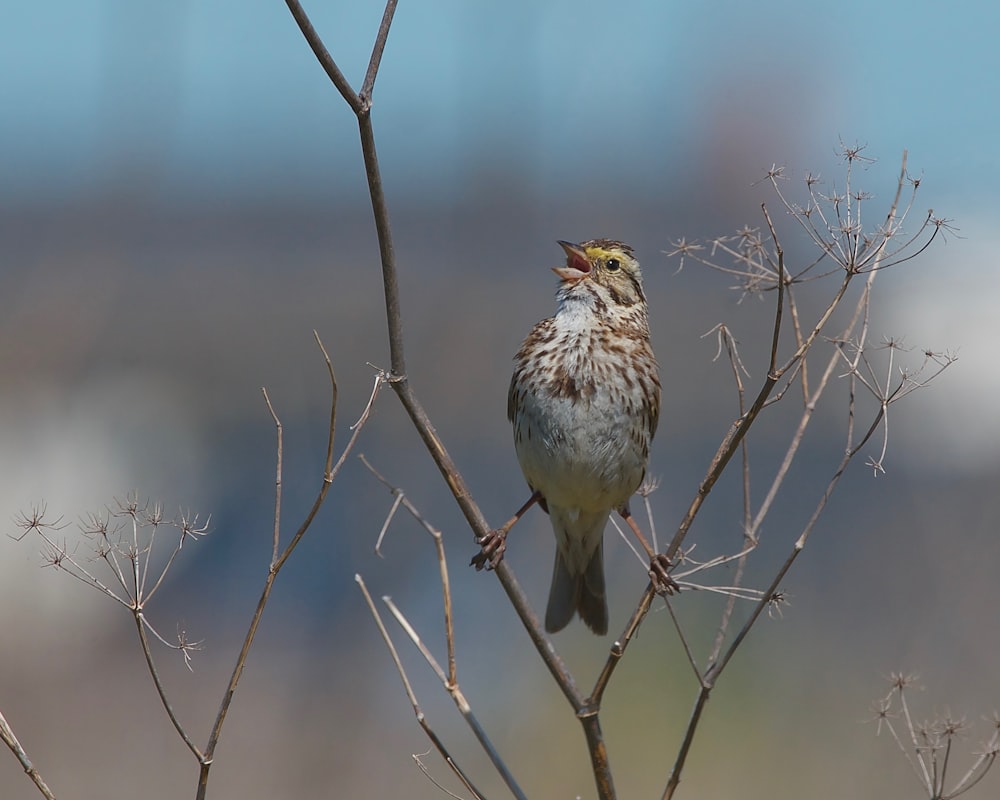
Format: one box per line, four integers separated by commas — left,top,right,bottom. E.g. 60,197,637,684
553,240,591,281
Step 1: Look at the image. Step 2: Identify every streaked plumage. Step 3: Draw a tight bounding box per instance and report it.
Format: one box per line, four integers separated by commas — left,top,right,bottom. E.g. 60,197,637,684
508,239,659,634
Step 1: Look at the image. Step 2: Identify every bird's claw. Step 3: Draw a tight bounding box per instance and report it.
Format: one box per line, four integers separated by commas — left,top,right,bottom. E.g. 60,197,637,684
471,530,507,571
649,553,679,596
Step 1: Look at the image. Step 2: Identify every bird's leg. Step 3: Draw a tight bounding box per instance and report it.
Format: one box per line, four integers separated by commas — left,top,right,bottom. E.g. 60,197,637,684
471,491,541,571
619,506,679,596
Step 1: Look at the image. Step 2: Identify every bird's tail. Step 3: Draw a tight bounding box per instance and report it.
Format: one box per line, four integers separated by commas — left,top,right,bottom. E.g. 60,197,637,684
545,529,607,635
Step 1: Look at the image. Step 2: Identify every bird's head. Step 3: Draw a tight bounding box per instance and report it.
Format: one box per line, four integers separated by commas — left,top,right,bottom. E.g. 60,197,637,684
553,239,645,307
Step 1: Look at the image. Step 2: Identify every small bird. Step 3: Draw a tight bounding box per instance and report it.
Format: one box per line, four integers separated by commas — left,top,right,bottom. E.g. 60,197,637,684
504,239,661,635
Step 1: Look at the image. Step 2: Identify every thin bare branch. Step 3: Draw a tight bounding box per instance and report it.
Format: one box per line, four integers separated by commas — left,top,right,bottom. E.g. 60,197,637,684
356,577,487,800
273,334,343,573
706,321,752,665
664,596,705,684
262,387,283,565
359,455,457,685
590,587,656,706
283,0,361,113
134,612,203,760
382,597,527,800
373,491,404,557
196,336,342,800
0,709,57,800
663,690,711,800
358,117,406,377
360,0,399,102
761,203,785,375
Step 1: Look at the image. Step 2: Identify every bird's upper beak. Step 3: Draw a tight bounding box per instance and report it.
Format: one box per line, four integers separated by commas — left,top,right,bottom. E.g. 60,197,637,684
553,240,591,281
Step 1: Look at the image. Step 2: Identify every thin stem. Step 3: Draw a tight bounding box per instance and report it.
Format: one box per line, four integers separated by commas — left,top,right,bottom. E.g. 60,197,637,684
748,323,852,539
358,115,406,377
695,400,890,701
262,387,283,565
139,512,155,601
284,0,362,113
940,734,954,796
707,325,752,664
358,456,458,685
0,709,57,800
665,597,705,684
898,688,935,790
357,578,487,800
142,538,185,605
946,736,998,798
382,597,526,800
590,587,656,706
273,335,342,573
197,571,275,798
361,0,398,101
134,612,203,760
665,267,853,561
129,516,141,609
761,203,785,376
662,690,711,800
196,337,340,800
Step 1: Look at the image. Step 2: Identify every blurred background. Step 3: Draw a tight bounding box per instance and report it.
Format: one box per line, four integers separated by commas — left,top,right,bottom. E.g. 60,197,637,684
2,1,998,798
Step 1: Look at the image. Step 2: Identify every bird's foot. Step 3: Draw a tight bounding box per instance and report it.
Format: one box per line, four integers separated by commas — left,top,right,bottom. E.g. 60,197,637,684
649,553,680,595
471,492,541,571
471,529,507,571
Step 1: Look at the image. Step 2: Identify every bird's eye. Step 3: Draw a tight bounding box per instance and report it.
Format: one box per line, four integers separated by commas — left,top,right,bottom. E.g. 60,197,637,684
606,258,621,272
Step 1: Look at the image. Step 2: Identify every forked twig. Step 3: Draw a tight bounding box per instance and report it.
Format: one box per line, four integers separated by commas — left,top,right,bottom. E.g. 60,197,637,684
355,576,487,800
359,455,456,685
358,455,527,799
382,597,526,800
196,333,348,800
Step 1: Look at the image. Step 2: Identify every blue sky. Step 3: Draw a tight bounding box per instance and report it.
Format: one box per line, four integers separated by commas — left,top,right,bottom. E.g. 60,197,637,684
3,1,997,207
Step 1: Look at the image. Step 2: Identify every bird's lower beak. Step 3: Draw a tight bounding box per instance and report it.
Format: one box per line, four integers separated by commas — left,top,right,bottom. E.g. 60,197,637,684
553,240,591,281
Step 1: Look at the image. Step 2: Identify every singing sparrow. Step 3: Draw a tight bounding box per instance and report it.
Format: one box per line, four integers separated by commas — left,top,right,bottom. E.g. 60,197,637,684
505,239,660,634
